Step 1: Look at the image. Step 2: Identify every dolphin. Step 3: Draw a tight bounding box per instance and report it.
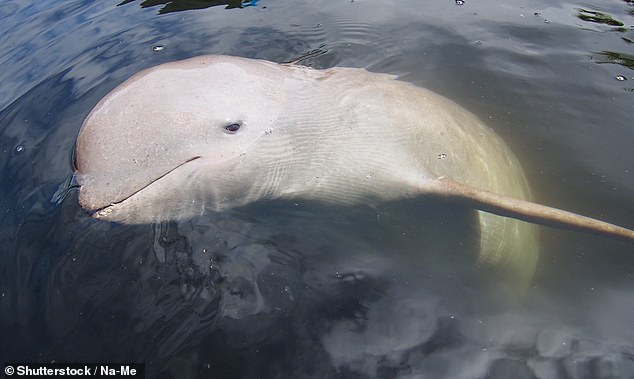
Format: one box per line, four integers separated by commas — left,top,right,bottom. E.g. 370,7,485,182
74,55,634,285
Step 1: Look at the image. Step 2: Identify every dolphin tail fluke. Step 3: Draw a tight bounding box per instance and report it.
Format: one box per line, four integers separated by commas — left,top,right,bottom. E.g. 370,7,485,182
429,177,634,242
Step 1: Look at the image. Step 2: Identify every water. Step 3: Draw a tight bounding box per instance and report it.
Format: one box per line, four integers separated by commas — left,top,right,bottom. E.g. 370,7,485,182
1,0,633,377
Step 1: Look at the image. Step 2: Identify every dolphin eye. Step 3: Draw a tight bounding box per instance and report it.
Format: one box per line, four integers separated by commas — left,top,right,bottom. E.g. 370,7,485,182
223,122,242,134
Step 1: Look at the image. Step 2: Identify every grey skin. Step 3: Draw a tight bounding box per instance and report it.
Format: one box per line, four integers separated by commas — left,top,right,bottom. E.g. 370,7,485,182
75,55,634,285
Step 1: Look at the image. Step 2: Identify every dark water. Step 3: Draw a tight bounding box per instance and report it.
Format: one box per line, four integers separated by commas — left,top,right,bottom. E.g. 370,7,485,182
1,0,634,378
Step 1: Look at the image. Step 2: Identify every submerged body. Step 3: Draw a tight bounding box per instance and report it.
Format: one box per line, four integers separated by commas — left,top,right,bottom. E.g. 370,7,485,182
75,55,633,287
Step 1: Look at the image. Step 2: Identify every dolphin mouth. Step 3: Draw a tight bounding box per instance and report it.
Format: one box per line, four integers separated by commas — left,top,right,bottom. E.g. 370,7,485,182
89,156,201,218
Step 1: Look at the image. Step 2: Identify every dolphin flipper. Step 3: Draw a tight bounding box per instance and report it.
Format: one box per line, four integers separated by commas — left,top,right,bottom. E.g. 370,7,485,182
429,177,634,242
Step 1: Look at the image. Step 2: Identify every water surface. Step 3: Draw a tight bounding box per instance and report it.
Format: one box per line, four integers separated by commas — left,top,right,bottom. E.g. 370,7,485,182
1,0,633,377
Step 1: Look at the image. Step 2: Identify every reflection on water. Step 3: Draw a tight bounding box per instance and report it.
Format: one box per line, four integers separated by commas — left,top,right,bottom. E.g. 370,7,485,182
1,0,634,377
594,50,634,70
577,8,625,27
118,0,260,13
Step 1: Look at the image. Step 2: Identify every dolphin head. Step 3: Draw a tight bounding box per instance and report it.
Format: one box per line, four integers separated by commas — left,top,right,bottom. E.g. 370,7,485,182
75,55,287,222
